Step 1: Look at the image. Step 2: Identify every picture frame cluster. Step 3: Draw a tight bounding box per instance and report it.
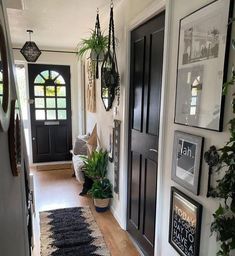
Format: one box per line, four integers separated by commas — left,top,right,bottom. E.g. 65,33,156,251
169,1,234,256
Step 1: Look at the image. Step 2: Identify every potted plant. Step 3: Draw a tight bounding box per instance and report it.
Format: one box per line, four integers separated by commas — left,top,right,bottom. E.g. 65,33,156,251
82,149,113,212
77,30,108,61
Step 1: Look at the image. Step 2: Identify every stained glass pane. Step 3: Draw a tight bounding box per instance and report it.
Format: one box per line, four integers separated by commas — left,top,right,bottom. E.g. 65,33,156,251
51,71,59,80
190,107,196,115
36,110,45,120
0,72,3,81
35,98,45,108
34,86,44,96
46,86,55,96
47,110,56,120
0,96,2,104
57,98,66,108
192,88,197,96
55,75,65,84
41,70,49,79
191,97,197,106
57,86,66,96
46,98,56,108
0,83,3,94
57,110,67,120
34,75,45,84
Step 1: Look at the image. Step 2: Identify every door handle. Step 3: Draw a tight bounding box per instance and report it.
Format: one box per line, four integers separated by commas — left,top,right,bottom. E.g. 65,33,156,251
149,148,158,153
32,137,36,141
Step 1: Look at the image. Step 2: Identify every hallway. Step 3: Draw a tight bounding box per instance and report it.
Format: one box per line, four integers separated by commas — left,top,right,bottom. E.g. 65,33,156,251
32,168,139,256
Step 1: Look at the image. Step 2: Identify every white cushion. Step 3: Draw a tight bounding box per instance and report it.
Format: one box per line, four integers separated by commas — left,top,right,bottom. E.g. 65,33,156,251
72,155,85,184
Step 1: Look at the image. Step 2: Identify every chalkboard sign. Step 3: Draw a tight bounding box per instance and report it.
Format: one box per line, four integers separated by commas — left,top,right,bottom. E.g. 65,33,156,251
169,187,202,256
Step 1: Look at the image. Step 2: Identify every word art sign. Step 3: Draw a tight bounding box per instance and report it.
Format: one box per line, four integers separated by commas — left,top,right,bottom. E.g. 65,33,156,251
169,187,202,256
171,131,203,195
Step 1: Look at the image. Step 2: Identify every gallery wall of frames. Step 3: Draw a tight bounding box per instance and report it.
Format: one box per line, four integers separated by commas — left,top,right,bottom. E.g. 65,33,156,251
169,0,234,256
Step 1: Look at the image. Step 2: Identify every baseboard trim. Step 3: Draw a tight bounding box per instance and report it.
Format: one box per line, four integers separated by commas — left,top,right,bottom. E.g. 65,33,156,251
30,161,72,172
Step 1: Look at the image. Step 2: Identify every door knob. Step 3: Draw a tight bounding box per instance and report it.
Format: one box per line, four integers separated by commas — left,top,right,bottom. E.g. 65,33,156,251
149,148,158,153
32,137,36,141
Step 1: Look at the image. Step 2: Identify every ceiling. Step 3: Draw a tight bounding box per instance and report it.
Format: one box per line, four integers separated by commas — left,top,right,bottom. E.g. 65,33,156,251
6,0,118,51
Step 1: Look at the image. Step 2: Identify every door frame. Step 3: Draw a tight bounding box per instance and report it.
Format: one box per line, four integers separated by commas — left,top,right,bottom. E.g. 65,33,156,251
121,1,172,255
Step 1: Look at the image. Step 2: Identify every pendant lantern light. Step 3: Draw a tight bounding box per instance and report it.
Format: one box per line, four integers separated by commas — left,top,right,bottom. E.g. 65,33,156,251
20,30,41,62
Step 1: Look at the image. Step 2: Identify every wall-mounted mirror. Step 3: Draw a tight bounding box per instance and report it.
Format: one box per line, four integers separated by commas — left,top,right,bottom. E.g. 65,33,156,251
8,99,21,176
101,86,115,111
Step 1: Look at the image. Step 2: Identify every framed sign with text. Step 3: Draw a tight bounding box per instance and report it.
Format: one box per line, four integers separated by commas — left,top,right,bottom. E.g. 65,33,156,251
169,187,202,256
171,131,204,195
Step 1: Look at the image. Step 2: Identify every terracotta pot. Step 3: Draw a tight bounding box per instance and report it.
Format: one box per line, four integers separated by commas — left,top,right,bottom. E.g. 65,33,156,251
94,198,110,212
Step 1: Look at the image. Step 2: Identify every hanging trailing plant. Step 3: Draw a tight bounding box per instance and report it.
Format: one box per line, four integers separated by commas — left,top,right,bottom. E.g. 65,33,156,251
77,9,108,78
204,61,235,256
101,0,120,109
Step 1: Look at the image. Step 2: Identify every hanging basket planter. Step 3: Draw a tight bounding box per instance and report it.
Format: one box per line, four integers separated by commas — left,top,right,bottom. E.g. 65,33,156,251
101,2,120,110
101,52,119,88
77,9,108,79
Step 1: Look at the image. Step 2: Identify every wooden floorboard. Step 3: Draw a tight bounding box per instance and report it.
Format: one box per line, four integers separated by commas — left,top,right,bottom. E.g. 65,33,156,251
31,168,139,256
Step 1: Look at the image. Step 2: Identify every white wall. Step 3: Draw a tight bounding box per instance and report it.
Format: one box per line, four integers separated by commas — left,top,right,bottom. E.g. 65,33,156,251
85,0,235,255
13,50,81,163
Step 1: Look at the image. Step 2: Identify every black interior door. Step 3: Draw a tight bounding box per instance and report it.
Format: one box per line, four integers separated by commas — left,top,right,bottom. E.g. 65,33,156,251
28,64,72,163
127,12,165,256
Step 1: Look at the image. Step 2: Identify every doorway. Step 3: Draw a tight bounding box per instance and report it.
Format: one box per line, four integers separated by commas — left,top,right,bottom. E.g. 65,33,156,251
28,64,72,163
127,11,165,256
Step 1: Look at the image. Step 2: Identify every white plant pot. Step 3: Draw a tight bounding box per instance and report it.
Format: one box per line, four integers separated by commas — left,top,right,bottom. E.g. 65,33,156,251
93,198,110,212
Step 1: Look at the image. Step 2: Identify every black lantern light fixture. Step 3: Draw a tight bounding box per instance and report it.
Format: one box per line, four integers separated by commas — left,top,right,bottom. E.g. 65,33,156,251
20,30,41,62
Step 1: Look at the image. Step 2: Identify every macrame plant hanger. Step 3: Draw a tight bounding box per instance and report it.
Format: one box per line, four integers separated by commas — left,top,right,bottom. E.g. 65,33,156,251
92,8,103,79
101,0,120,106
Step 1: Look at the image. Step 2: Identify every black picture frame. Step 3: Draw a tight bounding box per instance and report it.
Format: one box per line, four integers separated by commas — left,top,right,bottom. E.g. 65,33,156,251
174,0,234,132
169,187,202,256
171,131,204,195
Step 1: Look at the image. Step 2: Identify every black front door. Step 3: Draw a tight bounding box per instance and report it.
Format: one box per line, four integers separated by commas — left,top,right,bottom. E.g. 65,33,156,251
127,12,165,256
28,64,72,163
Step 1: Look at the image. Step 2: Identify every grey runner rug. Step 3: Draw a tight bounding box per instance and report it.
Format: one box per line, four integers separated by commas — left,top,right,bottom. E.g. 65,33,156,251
40,207,110,256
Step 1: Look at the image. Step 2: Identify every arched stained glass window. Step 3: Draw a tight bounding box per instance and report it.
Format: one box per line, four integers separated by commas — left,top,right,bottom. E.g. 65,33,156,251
33,70,67,121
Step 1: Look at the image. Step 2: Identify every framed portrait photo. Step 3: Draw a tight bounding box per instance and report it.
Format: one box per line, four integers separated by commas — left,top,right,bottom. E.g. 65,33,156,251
174,0,234,131
169,187,202,256
171,131,204,195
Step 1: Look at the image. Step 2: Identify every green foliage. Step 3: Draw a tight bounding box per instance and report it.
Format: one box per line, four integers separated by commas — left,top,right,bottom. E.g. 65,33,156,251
77,30,108,58
81,149,113,199
209,69,235,256
89,178,113,199
82,149,108,180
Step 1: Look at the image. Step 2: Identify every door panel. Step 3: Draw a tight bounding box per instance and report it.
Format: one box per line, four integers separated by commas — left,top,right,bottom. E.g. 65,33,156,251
148,31,164,136
36,126,50,154
133,38,145,132
143,159,157,245
29,64,72,163
53,126,68,153
130,152,141,229
127,12,165,256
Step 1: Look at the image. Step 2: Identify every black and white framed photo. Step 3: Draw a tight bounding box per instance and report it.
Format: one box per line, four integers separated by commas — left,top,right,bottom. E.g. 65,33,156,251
174,0,233,131
169,187,202,256
171,131,204,195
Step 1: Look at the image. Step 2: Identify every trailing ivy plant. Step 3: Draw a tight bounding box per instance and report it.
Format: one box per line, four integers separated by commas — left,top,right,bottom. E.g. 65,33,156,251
205,69,235,256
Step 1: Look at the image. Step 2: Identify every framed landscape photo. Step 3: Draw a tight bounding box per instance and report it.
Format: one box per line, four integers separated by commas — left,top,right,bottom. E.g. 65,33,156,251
174,0,233,131
171,131,204,195
169,187,202,256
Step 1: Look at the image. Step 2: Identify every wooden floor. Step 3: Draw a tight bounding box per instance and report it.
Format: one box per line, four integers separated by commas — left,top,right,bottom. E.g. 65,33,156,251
32,168,139,256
